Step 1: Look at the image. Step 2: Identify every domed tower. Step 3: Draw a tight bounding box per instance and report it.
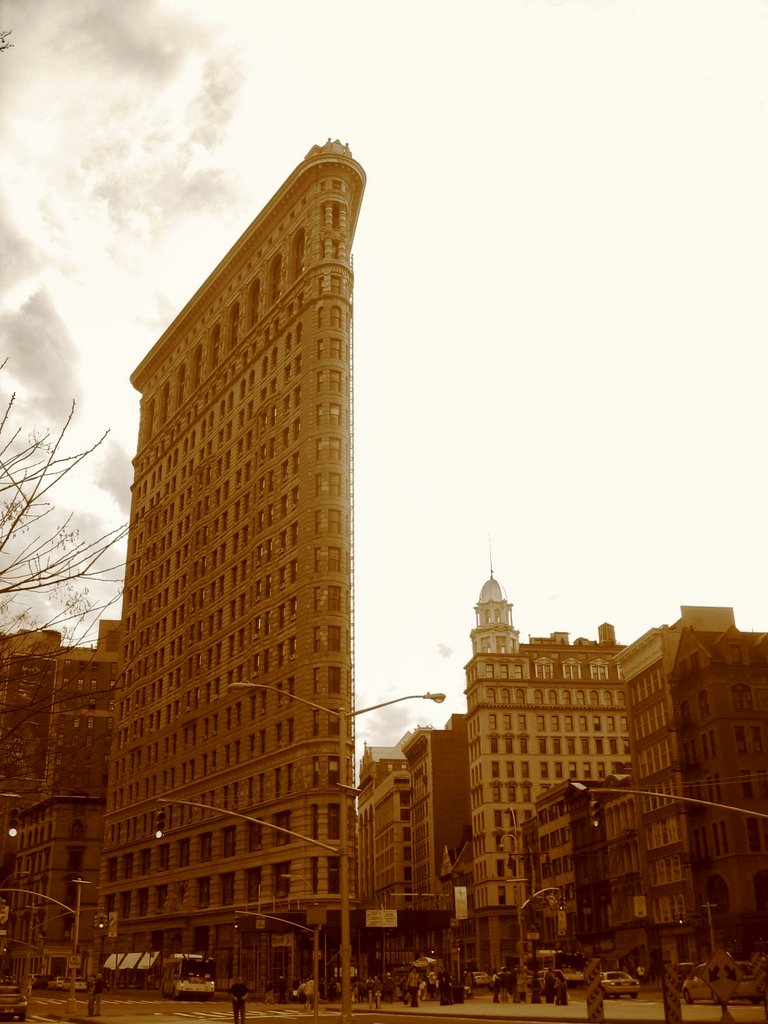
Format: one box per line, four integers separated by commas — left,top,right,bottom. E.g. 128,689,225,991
470,573,520,656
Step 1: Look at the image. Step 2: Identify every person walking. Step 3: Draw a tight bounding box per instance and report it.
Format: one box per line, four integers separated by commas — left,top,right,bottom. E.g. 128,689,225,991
405,966,421,1007
543,968,556,1004
88,974,105,1016
303,976,315,1011
229,976,249,1024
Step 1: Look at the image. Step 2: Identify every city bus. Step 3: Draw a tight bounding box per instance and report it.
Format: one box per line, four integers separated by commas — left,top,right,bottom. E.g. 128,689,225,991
160,954,216,1000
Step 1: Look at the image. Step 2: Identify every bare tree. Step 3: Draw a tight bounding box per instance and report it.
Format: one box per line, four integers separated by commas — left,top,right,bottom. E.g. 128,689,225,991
0,390,128,639
0,30,12,53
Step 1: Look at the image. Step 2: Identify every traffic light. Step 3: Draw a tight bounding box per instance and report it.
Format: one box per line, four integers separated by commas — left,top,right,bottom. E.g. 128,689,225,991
155,808,166,839
7,808,19,838
590,799,603,828
96,913,107,930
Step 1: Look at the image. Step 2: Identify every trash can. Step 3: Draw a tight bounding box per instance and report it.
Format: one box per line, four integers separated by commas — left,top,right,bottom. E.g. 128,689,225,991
452,984,464,1004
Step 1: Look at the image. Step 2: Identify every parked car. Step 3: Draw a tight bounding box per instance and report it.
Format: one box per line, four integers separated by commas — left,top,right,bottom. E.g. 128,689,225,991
682,962,762,1005
29,976,48,990
471,971,492,988
47,977,67,991
599,970,641,998
0,981,27,1021
74,979,89,993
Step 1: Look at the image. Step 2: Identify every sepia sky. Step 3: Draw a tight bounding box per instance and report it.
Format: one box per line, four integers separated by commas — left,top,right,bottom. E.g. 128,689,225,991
1,0,767,756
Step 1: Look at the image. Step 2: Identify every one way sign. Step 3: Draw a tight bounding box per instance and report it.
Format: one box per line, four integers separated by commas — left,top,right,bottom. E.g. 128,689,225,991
701,950,742,1004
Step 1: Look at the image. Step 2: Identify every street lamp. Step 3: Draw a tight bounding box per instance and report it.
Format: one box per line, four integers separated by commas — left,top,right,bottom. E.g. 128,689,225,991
66,877,90,1014
230,681,445,1024
518,887,561,1004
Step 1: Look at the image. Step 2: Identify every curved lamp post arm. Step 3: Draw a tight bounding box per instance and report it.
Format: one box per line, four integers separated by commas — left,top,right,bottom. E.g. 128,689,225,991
160,798,339,852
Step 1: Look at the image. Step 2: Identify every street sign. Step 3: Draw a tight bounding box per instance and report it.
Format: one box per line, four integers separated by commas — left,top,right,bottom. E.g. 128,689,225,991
700,949,742,1004
365,909,397,928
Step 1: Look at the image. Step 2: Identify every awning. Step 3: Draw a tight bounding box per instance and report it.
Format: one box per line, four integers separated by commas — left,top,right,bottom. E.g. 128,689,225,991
103,952,142,970
136,952,159,970
117,952,142,970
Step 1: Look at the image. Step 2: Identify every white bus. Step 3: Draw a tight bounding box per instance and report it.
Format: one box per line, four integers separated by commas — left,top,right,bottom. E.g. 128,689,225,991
160,953,216,1000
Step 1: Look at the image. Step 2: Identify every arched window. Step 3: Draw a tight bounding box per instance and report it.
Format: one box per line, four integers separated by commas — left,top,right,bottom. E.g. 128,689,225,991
229,302,240,349
533,689,543,705
562,690,572,704
210,324,221,371
487,689,496,703
501,689,510,703
248,278,261,325
159,381,170,424
515,688,525,703
291,228,306,280
589,689,599,704
698,689,710,716
269,253,282,304
603,690,614,706
548,689,557,704
330,305,342,327
70,820,86,840
732,684,753,711
576,690,586,706
192,345,203,389
177,363,187,408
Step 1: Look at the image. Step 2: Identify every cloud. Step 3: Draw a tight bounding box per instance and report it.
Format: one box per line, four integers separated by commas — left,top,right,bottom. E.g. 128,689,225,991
0,289,81,419
437,643,453,658
93,438,133,516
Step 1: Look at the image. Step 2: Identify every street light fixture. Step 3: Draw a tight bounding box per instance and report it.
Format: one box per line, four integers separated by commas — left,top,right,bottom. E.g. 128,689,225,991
518,886,561,1004
230,681,446,1024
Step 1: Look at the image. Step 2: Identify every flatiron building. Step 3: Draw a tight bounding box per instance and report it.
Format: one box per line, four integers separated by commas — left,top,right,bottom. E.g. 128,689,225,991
100,141,365,973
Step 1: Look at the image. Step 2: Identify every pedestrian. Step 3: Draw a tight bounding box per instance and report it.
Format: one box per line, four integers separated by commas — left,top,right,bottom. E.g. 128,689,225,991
506,964,518,1003
303,976,315,1011
555,974,568,1006
438,970,453,1005
229,975,249,1024
382,974,394,1003
492,968,501,1003
88,973,105,1016
543,968,556,1004
405,966,421,1007
277,975,288,1004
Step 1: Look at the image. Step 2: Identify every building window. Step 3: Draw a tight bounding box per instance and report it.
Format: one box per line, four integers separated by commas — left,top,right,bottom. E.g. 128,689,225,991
222,825,236,857
200,833,212,861
221,872,235,905
732,685,753,711
328,803,340,840
198,877,210,907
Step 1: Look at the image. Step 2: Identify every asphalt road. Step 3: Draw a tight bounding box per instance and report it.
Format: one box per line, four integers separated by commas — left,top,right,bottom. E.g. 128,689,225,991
27,986,768,1024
